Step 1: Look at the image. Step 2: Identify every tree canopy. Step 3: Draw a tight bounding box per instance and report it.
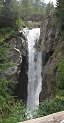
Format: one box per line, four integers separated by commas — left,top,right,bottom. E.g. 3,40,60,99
0,0,54,28
56,0,64,31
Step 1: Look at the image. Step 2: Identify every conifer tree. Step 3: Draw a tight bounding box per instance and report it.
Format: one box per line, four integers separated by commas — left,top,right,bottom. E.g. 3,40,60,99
57,0,64,31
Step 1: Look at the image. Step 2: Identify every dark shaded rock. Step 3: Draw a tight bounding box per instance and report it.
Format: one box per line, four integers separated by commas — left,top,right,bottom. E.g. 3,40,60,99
22,14,43,21
38,14,59,53
17,31,27,41
40,40,64,101
14,54,28,104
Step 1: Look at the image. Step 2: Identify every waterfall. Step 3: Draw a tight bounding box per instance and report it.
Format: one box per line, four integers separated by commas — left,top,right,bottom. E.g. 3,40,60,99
23,28,42,118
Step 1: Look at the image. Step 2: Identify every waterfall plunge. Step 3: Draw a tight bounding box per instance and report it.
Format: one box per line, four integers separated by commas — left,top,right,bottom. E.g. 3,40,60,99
23,28,42,118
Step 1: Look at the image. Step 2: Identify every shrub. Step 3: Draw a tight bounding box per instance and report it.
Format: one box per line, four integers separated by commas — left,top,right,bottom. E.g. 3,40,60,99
0,28,16,44
56,90,64,97
0,31,26,122
56,59,64,89
36,96,64,117
0,78,26,123
27,21,41,28
16,19,26,29
2,101,26,123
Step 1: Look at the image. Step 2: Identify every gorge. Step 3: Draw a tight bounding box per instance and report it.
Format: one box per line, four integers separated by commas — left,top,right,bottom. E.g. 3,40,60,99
0,15,64,122
0,0,64,122
4,14,64,118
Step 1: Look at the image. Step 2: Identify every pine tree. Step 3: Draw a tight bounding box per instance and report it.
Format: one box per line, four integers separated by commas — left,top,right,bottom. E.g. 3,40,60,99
57,0,64,31
0,0,19,28
2,0,12,17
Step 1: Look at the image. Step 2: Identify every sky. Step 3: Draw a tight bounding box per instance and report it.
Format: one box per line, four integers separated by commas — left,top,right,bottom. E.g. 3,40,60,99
17,0,56,6
41,0,56,6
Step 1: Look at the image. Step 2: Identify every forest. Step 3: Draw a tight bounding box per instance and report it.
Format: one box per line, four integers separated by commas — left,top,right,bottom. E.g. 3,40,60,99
0,0,64,123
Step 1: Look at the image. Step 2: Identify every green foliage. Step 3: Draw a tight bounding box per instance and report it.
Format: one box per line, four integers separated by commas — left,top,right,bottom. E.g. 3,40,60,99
0,0,55,28
27,21,41,28
46,2,54,15
0,67,26,123
0,0,64,122
0,99,26,123
0,78,9,97
0,77,12,121
56,90,64,97
56,59,64,89
56,0,64,31
60,31,64,41
36,58,64,119
0,0,53,28
0,62,26,123
0,28,16,44
1,101,26,123
0,0,15,28
36,96,64,117
0,75,26,123
0,29,26,123
16,19,26,29
0,42,12,73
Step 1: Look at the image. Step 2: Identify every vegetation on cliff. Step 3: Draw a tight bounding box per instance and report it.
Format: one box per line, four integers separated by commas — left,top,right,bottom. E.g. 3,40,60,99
0,0,64,122
56,0,64,91
36,0,64,118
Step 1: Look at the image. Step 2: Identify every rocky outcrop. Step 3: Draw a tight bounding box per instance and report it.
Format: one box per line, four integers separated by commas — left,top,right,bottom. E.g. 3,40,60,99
38,14,64,101
4,30,28,103
27,14,43,21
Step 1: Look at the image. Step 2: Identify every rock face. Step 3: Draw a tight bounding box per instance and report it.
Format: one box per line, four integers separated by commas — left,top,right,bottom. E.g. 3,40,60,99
38,14,64,101
14,55,28,103
4,30,28,103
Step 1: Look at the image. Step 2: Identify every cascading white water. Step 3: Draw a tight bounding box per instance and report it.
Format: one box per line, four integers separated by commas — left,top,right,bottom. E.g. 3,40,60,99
24,28,42,118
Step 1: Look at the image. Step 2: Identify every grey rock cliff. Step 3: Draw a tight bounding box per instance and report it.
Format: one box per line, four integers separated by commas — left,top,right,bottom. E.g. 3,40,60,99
4,31,28,102
38,14,64,101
